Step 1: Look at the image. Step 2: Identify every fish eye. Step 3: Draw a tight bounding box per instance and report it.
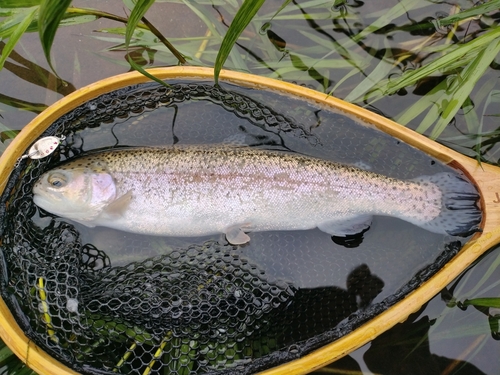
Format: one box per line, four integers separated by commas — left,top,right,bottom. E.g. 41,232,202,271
48,173,67,188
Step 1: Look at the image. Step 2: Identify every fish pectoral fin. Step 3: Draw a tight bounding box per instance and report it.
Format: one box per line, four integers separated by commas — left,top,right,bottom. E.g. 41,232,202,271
104,190,133,217
224,225,251,245
318,215,372,236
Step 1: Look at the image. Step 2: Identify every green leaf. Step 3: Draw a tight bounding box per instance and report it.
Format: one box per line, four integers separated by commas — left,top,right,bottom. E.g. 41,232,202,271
436,0,500,27
394,75,450,129
0,341,15,365
267,0,293,22
344,40,393,103
181,1,219,39
38,0,72,77
0,0,41,7
124,0,155,49
214,0,266,83
0,7,36,39
351,0,426,44
0,130,20,142
463,298,500,309
126,53,170,87
300,30,366,62
123,0,172,86
429,37,500,138
385,26,500,96
0,6,37,70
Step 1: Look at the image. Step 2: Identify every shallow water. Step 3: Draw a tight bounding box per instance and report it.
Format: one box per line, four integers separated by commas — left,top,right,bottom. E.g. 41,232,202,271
1,0,499,374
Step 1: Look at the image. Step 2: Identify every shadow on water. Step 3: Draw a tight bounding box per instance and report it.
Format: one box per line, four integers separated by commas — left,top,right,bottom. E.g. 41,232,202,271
316,309,488,375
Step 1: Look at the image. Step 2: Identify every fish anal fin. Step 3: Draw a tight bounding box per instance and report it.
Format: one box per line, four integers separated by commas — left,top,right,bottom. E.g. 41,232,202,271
104,190,133,217
318,215,372,236
225,225,251,245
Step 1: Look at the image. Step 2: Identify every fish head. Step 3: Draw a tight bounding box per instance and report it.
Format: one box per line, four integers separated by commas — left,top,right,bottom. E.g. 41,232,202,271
33,165,117,224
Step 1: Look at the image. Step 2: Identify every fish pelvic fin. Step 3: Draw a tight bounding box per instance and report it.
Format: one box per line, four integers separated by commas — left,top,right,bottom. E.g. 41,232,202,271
412,172,481,237
317,215,372,237
225,225,251,245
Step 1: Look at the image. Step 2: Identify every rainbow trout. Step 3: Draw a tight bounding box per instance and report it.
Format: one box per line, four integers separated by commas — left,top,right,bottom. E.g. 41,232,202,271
32,146,481,244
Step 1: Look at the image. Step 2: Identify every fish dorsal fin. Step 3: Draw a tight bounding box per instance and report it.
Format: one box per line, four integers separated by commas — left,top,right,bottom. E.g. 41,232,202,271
104,190,133,217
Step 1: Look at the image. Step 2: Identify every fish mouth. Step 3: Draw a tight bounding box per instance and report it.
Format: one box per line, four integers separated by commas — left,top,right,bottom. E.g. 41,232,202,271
32,186,59,213
32,193,52,212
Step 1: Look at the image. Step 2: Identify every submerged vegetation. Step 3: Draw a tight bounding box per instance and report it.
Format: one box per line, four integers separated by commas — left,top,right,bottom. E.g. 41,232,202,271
0,0,500,374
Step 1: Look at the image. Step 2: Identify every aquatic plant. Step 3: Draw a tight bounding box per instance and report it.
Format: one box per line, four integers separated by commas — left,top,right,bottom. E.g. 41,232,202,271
0,338,36,375
1,0,499,142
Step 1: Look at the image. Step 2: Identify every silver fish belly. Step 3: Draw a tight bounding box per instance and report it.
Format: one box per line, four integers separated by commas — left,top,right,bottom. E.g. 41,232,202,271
32,146,481,244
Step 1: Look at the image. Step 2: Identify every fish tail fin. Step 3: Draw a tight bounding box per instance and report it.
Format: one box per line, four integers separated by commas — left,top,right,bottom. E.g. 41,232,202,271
414,172,482,237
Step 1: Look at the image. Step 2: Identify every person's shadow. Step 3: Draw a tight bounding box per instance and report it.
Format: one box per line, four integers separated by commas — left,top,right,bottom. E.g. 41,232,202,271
271,263,384,345
315,306,487,375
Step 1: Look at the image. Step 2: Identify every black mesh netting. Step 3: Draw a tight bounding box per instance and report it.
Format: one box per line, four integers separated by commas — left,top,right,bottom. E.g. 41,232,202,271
0,81,466,375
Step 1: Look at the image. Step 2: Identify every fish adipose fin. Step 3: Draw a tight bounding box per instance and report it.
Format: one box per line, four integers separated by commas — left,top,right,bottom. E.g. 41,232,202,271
414,172,481,237
225,225,251,245
318,215,372,237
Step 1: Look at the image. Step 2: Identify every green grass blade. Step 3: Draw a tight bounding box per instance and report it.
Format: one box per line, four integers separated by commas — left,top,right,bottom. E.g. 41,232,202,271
463,298,500,308
0,6,37,70
328,67,361,96
461,97,480,159
0,121,20,154
0,0,41,7
267,0,293,22
214,0,266,83
181,0,222,39
0,339,15,365
299,30,371,73
436,0,500,27
0,7,36,39
124,0,155,48
126,53,171,87
385,26,500,96
38,0,72,77
123,0,173,86
393,76,452,131
351,0,425,43
344,40,393,103
416,95,446,135
429,38,500,138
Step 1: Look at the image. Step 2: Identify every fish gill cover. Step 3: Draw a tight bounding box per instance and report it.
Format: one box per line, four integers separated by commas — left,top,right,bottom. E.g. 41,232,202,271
0,81,476,374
